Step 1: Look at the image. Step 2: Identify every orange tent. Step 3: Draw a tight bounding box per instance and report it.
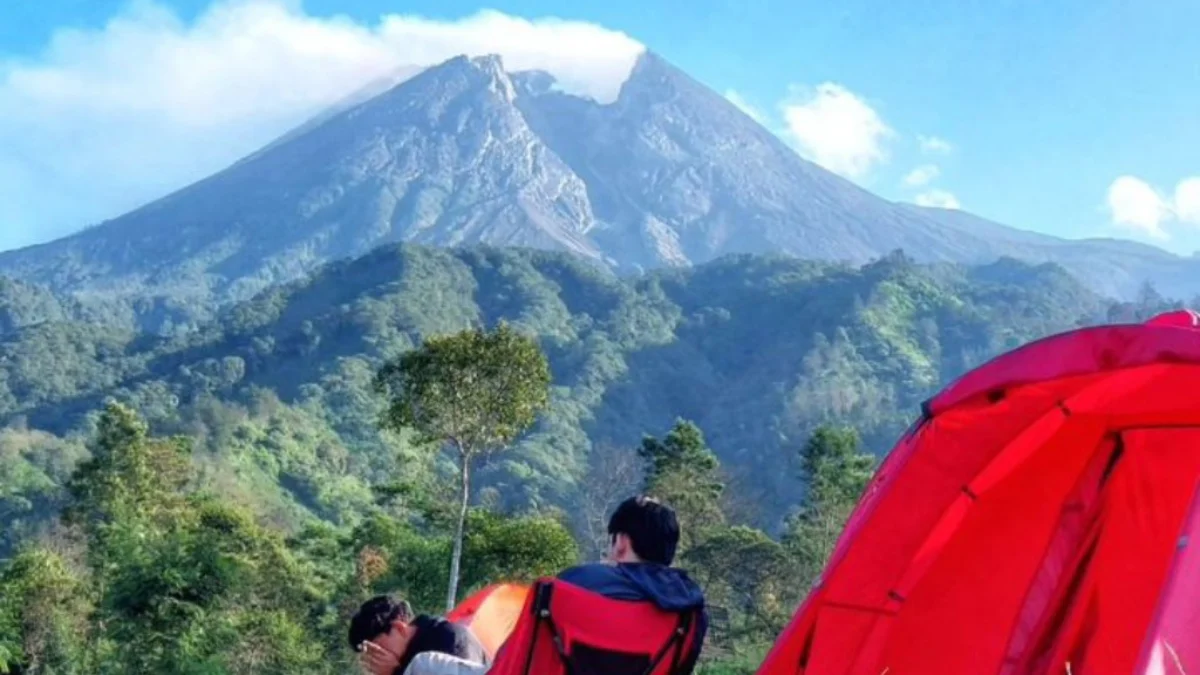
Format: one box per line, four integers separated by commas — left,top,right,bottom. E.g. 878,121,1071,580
448,583,531,658
757,310,1200,675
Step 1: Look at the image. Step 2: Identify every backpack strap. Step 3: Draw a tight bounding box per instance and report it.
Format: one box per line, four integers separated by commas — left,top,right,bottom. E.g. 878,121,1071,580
527,584,580,675
665,610,695,675
521,582,554,675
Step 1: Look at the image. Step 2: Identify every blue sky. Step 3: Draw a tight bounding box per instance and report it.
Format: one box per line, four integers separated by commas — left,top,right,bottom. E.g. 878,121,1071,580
2,0,1198,254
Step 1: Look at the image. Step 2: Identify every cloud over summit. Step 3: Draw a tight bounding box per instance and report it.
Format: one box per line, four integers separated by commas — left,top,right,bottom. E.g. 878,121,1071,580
0,0,644,251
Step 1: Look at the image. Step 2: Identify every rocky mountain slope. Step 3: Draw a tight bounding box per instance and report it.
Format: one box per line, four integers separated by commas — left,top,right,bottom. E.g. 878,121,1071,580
1,51,1196,317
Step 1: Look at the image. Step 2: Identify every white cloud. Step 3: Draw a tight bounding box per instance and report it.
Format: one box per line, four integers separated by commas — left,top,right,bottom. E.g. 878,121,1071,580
1175,177,1200,225
780,82,893,180
1105,175,1200,239
914,189,961,209
1106,176,1171,239
918,135,953,155
0,0,644,252
724,89,766,125
903,164,940,188
375,10,642,103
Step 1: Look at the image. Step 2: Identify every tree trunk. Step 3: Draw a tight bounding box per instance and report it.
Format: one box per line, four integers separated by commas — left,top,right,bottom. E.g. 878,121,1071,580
446,448,471,612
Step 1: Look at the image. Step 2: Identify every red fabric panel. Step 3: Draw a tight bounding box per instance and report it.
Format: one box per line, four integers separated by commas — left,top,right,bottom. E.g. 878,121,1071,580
1137,486,1200,675
1078,365,1200,427
823,380,1083,610
885,407,1106,612
1144,309,1200,328
875,417,1103,674
1016,429,1200,675
933,322,1200,415
802,606,880,675
999,434,1120,674
1010,473,1110,674
488,579,698,675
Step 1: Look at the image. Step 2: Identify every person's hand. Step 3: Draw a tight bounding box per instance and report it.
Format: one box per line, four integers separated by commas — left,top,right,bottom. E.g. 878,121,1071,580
358,641,401,675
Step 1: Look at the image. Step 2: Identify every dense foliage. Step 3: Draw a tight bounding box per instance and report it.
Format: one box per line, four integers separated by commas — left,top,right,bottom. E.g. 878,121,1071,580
0,243,1174,673
0,399,866,674
0,246,1115,534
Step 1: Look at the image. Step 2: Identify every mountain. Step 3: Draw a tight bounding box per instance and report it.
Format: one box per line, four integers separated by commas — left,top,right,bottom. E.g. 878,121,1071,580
908,206,1200,300
1,51,1196,321
0,277,70,334
0,54,604,315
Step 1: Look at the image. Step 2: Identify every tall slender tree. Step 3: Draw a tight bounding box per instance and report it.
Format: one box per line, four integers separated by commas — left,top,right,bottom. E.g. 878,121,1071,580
783,425,876,585
638,419,726,552
374,322,551,610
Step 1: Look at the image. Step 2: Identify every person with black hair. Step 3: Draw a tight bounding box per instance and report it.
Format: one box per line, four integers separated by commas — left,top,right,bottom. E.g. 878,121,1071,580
557,495,709,672
348,594,489,675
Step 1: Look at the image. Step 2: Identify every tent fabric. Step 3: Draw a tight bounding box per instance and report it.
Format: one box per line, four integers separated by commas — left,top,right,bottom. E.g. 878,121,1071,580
756,310,1200,675
486,578,701,675
448,584,531,659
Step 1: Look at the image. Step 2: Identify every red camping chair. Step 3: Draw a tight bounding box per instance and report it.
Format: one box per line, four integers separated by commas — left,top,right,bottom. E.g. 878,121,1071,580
487,578,700,675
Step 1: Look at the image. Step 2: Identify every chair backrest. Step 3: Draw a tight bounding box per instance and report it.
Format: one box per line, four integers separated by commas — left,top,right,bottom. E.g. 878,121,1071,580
487,578,700,675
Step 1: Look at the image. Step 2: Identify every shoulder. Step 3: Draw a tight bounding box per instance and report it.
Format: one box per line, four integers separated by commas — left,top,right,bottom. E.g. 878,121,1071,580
403,652,488,675
555,563,647,601
412,616,481,657
557,563,609,583
447,618,489,663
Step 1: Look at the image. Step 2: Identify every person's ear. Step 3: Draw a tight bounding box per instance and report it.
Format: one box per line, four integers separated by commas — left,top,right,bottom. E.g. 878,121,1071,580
613,533,631,559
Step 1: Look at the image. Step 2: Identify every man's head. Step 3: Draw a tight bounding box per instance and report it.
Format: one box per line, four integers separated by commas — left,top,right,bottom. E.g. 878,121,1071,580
606,495,680,566
348,595,416,661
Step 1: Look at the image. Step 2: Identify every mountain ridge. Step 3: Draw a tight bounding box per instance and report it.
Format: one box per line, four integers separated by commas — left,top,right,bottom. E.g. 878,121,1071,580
1,50,1196,318
0,243,1110,527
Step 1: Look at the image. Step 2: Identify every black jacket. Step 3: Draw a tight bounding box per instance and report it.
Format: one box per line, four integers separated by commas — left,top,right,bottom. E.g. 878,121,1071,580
396,615,489,675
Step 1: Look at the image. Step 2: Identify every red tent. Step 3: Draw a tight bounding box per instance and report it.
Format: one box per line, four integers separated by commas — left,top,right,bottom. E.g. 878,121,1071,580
757,310,1200,675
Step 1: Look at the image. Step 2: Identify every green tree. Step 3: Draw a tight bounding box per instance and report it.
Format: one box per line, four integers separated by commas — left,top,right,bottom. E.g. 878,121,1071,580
61,401,193,645
638,419,725,552
64,402,191,545
94,495,332,674
684,526,794,639
0,428,88,559
460,509,579,591
50,403,340,674
0,547,92,675
374,322,552,610
783,425,876,585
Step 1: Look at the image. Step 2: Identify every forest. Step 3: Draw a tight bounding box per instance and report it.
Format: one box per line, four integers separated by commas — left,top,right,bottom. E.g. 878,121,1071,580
0,244,1178,673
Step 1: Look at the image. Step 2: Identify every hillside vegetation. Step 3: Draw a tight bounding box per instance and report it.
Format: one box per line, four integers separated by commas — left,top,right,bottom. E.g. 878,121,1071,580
2,243,1169,673
0,246,1111,532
